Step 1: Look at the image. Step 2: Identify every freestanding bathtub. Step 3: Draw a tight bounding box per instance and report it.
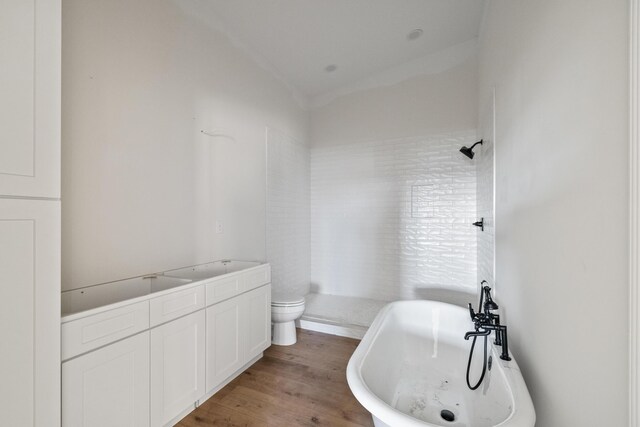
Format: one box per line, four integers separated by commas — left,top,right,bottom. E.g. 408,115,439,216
347,300,535,427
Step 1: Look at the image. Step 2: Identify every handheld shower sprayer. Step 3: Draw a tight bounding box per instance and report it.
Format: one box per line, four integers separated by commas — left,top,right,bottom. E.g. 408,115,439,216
483,284,499,311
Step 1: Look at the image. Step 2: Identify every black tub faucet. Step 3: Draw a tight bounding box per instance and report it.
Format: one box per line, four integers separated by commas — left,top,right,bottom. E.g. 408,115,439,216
466,283,511,361
464,282,512,390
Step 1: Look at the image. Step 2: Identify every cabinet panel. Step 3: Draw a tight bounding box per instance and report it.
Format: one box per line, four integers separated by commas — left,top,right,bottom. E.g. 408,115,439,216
0,199,60,426
62,332,150,427
240,265,271,293
150,285,204,327
244,284,271,360
205,275,240,306
205,297,243,392
0,0,34,177
62,301,149,360
0,0,60,197
151,310,205,426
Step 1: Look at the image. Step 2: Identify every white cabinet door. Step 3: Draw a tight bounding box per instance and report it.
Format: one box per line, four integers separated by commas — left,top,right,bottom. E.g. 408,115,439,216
0,0,60,198
0,198,60,426
205,296,243,392
62,332,150,427
204,284,271,393
244,284,271,361
151,310,205,427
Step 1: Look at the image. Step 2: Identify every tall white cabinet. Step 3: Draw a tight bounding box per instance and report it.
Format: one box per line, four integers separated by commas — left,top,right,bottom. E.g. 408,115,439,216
1,0,61,198
0,0,61,426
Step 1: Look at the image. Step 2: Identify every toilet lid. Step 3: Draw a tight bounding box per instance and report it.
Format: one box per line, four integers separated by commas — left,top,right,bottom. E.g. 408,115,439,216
271,293,305,306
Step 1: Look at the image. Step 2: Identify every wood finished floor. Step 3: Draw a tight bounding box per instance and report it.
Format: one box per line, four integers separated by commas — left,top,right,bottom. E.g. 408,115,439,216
178,329,374,427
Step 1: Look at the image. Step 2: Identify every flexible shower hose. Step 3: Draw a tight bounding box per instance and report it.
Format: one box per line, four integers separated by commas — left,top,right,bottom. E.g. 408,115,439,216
466,332,488,390
466,287,489,391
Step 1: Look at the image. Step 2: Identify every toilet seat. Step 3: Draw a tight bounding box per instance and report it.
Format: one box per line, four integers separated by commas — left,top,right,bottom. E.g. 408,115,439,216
271,294,305,307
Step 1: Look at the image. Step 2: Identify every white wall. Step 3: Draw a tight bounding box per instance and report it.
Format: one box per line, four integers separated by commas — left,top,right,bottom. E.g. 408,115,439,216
62,0,308,290
311,61,478,147
309,57,479,302
478,1,629,425
266,128,310,298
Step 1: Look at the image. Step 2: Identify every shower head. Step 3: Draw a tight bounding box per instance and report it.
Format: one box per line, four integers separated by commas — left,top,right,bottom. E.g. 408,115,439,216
459,140,483,159
459,146,475,159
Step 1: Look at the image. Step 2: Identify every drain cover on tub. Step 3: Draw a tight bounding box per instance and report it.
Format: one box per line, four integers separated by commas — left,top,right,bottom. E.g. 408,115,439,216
441,409,455,422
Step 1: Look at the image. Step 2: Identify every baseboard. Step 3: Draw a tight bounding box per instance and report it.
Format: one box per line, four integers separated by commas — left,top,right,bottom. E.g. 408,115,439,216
297,318,367,339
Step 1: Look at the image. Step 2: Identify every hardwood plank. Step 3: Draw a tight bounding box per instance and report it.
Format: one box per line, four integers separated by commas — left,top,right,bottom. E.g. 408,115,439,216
266,342,356,372
179,329,373,427
218,385,364,427
256,355,350,390
177,402,271,427
227,366,371,425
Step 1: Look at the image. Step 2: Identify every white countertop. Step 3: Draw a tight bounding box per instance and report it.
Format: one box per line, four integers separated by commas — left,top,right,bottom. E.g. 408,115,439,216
61,260,265,323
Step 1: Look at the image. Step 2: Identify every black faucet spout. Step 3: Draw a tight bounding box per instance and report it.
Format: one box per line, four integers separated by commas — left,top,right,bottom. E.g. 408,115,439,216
464,329,491,340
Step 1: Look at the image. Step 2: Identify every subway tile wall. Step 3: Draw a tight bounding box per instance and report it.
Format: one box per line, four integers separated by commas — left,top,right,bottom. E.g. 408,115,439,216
310,131,478,302
266,128,311,298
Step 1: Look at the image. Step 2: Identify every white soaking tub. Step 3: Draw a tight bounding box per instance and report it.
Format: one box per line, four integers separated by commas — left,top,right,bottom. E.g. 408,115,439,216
347,300,535,427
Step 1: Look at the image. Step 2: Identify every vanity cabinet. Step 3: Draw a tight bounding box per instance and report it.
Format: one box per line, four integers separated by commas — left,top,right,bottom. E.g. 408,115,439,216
151,310,205,426
61,263,271,427
61,332,150,427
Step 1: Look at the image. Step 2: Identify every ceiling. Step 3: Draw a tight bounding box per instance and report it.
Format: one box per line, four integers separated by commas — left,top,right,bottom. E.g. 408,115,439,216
178,0,486,106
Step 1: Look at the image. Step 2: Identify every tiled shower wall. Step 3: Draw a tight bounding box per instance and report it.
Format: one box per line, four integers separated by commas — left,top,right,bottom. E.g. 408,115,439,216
310,131,478,302
266,128,310,298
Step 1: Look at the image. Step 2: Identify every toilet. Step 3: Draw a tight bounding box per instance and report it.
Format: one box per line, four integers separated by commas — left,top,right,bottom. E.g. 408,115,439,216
271,293,306,346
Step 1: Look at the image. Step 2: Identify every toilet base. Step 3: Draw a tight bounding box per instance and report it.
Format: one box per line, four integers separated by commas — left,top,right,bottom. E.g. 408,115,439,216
272,320,297,346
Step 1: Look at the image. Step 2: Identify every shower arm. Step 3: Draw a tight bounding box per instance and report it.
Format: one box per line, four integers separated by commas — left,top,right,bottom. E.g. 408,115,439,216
468,140,483,150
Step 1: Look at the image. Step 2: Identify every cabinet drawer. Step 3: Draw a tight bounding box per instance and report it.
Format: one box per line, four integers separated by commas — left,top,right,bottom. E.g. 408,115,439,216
240,265,271,293
150,285,204,326
61,301,149,361
205,276,241,306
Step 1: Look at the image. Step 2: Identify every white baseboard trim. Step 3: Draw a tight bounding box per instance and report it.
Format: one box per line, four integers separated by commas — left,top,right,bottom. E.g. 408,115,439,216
297,318,367,339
